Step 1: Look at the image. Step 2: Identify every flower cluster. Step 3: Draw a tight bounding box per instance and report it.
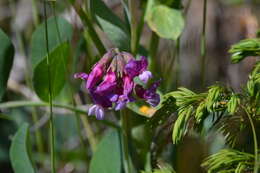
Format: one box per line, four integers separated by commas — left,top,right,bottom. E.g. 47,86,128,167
74,49,160,119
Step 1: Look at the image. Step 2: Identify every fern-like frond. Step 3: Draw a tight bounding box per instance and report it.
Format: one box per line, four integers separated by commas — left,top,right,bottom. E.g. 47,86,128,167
201,149,254,173
229,38,260,63
172,105,193,144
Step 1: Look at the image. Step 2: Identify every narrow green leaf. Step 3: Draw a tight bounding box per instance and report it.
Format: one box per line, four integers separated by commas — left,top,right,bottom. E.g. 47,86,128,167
146,5,184,40
89,130,122,173
90,0,130,50
33,42,69,102
0,29,14,100
10,123,35,173
30,17,72,68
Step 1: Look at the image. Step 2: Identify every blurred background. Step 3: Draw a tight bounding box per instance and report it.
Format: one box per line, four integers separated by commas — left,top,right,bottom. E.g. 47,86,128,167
0,0,259,172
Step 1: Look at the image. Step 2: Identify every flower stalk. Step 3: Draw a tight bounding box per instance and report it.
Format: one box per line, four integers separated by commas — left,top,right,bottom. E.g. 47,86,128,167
121,109,132,173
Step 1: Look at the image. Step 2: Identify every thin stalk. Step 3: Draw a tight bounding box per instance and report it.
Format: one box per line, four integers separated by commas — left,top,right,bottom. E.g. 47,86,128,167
43,2,56,173
121,109,132,173
51,2,88,153
149,32,159,72
128,0,138,54
0,101,120,129
69,1,106,55
200,0,208,87
244,107,259,173
166,38,180,91
31,0,39,26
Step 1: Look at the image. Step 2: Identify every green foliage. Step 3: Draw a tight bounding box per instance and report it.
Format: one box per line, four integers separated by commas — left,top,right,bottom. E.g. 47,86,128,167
145,5,184,40
33,42,70,102
30,17,72,68
166,85,243,144
90,0,130,51
0,29,14,101
201,149,254,173
172,105,193,144
229,39,260,63
89,130,122,173
10,123,35,173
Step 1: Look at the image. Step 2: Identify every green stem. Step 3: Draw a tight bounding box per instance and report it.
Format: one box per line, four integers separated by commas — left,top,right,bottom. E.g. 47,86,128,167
121,109,132,173
128,0,138,54
0,101,120,129
200,0,207,88
70,2,106,55
44,2,56,173
244,107,258,173
149,32,159,73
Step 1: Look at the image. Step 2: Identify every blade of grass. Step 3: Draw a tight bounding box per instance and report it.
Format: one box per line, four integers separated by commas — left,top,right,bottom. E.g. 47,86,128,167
43,1,56,173
200,0,208,88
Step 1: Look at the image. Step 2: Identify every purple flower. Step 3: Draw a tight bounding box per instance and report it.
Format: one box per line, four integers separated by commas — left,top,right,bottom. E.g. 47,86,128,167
124,56,148,78
88,104,105,120
75,49,160,119
139,70,152,83
135,80,161,107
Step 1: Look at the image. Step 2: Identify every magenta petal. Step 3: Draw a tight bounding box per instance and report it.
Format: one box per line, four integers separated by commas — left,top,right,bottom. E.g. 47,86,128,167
139,70,152,83
123,76,134,96
74,72,88,80
96,71,117,94
86,64,103,89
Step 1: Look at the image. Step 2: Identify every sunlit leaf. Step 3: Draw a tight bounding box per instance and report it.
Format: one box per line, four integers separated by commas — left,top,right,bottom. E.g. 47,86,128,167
10,123,35,173
146,5,184,40
0,29,14,101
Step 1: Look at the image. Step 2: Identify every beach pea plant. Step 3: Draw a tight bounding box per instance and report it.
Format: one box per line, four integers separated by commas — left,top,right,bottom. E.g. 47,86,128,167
0,0,259,173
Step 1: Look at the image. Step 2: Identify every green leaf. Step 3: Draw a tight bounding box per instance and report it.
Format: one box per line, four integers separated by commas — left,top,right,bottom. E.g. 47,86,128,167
146,5,184,40
89,130,122,173
0,29,14,101
33,42,70,102
30,17,72,68
10,123,35,173
90,0,130,50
